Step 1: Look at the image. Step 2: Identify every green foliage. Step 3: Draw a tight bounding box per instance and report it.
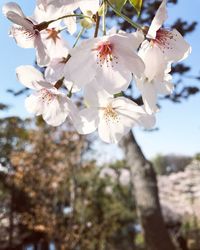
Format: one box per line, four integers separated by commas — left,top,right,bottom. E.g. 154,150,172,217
74,165,136,249
152,153,192,175
110,0,127,11
129,0,143,15
109,0,143,14
152,154,168,175
194,153,200,161
0,116,30,167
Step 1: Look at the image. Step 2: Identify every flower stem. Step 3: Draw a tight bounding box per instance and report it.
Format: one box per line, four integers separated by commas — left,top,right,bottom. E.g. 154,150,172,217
67,85,73,98
73,27,85,48
102,1,107,36
94,12,100,38
105,0,142,30
54,77,64,89
35,14,92,31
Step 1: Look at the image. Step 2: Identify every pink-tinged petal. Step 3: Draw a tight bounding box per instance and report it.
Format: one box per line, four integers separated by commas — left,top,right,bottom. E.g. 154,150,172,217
42,95,70,126
158,29,192,62
25,93,43,115
73,108,99,134
112,97,156,129
139,40,166,81
155,80,173,95
97,97,155,144
41,30,69,60
96,61,132,94
79,0,100,14
2,2,26,19
64,45,97,88
117,50,145,79
84,79,112,107
64,80,80,93
10,24,35,48
136,79,159,115
98,114,127,144
16,65,46,90
110,32,143,51
147,0,168,39
110,34,145,78
45,58,66,82
8,14,34,31
35,35,50,67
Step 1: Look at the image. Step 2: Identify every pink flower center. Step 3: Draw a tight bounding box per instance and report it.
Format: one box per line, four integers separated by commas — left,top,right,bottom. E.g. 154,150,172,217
153,29,177,52
93,41,118,67
39,89,56,104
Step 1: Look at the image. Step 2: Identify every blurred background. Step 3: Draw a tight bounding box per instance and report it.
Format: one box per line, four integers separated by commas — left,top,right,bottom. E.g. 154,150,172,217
0,0,200,249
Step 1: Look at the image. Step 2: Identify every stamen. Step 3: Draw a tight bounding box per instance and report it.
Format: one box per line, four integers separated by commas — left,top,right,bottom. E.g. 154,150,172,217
12,26,36,40
39,89,56,104
92,41,118,67
103,104,120,123
153,29,178,53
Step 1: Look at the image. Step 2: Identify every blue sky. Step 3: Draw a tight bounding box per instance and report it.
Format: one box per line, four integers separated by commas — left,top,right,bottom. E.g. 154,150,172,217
0,0,200,160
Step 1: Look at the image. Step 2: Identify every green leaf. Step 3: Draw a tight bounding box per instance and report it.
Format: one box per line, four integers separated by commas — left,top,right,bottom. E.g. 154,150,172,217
129,0,143,15
109,0,128,11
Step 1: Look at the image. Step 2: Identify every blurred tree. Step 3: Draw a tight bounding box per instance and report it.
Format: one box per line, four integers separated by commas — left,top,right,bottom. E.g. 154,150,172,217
0,115,141,250
152,154,192,175
194,153,200,161
152,154,168,175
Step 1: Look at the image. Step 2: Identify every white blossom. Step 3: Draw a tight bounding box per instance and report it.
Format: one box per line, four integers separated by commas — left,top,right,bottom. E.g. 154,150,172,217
143,0,191,63
136,44,174,114
72,80,155,143
64,32,145,94
2,2,49,66
16,65,74,126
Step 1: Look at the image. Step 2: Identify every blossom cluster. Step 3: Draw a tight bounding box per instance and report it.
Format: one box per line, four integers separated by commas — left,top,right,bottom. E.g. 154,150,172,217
3,0,191,143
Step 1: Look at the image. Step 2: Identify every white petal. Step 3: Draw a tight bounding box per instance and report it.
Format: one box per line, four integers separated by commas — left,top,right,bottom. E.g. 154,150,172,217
96,61,132,94
80,0,99,14
112,97,156,128
64,44,97,88
35,36,50,67
110,34,145,78
155,75,174,94
41,30,70,60
136,79,158,115
98,97,155,144
139,40,166,81
42,95,70,126
84,79,112,107
110,33,140,51
45,58,66,82
25,93,43,115
147,0,168,39
73,108,99,134
2,2,26,19
98,115,127,144
160,29,192,62
10,25,35,48
16,65,47,90
64,80,80,93
117,50,145,79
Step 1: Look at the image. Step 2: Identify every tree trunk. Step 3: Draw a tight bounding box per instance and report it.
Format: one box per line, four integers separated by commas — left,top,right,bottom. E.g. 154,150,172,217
120,131,175,250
